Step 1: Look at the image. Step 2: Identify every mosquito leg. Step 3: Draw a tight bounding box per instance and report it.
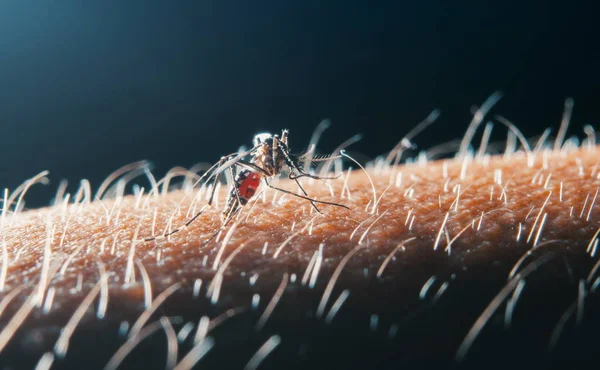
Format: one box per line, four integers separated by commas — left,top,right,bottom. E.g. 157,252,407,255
263,178,348,209
289,172,322,214
189,153,237,190
289,172,341,180
198,207,241,250
229,166,244,206
233,159,345,210
272,133,280,172
234,161,270,176
220,166,244,222
143,205,210,242
205,156,234,206
143,155,239,243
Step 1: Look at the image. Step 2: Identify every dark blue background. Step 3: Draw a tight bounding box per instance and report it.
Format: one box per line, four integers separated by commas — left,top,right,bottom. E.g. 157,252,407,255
0,1,597,206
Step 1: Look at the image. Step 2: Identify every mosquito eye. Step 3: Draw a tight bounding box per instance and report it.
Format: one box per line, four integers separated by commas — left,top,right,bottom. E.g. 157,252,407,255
253,133,272,146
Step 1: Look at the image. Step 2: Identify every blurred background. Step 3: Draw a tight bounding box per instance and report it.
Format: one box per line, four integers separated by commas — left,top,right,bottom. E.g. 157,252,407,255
0,1,597,207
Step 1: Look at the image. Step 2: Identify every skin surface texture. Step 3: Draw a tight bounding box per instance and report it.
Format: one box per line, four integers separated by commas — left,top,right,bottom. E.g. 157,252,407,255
0,131,599,369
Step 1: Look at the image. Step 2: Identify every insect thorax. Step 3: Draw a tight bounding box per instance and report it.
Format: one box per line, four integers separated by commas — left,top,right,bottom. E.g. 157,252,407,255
251,142,287,177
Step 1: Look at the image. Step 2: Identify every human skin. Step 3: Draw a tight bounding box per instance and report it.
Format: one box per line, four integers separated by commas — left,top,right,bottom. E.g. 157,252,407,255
0,140,599,369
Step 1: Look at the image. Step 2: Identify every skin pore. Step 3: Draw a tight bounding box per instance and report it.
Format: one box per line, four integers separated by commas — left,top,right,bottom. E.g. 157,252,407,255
1,121,600,369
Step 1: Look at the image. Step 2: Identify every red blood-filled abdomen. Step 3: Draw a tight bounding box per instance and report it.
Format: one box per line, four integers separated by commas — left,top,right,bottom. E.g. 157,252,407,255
237,171,261,200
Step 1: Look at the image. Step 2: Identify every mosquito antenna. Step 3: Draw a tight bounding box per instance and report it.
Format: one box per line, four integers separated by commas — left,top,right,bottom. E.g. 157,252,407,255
302,119,331,171
273,138,341,182
308,154,344,163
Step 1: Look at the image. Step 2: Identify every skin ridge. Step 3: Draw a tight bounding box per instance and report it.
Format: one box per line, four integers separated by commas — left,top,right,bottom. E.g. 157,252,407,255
1,122,600,369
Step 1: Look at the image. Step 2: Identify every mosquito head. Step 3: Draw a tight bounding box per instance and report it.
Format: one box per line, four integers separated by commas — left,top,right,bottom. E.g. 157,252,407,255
253,132,273,147
250,130,292,176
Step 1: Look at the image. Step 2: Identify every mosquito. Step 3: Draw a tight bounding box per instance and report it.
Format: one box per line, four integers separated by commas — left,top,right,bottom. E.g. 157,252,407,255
144,129,349,246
